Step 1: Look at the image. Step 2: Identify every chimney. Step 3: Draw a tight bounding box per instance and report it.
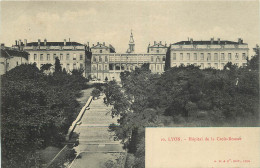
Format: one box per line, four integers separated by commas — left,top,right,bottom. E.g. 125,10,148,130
1,43,4,48
38,39,41,46
19,39,22,46
103,42,105,46
24,39,27,46
238,38,242,44
15,40,18,46
87,42,89,47
190,38,193,44
69,38,70,42
92,44,94,47
64,39,66,46
210,38,214,44
97,42,99,45
154,41,156,45
217,38,220,44
160,41,162,45
44,39,47,46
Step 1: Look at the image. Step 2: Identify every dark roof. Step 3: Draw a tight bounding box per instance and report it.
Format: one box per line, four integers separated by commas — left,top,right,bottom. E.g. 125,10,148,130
25,42,84,46
173,40,247,45
1,48,29,60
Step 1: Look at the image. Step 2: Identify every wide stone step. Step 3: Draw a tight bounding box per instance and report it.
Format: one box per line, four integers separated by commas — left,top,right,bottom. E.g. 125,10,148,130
76,144,124,152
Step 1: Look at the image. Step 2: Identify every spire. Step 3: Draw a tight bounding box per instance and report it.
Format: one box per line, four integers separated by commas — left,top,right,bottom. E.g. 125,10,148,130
127,30,135,53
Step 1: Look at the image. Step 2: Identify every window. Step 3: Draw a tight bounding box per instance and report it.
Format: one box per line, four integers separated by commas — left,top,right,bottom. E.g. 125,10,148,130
214,53,218,61
156,57,160,62
214,63,218,69
53,54,57,60
66,63,70,70
93,65,97,70
40,54,44,61
104,65,108,70
73,63,76,69
80,63,83,69
221,63,225,69
173,53,176,60
151,65,154,70
200,53,204,60
162,56,166,61
99,65,102,70
221,53,225,60
99,56,102,62
16,61,19,66
194,53,197,60
105,56,108,62
34,54,37,61
207,53,211,61
47,54,50,61
157,65,160,70
66,54,70,60
100,50,102,53
180,53,183,60
73,54,76,60
59,54,63,61
228,53,232,60
208,63,211,67
187,53,190,60
200,63,204,69
151,56,154,62
162,65,165,70
80,54,83,60
93,56,96,62
242,53,246,60
157,50,159,53
235,53,239,60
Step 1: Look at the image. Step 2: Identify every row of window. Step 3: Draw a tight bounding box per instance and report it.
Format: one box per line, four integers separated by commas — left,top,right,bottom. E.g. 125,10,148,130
172,62,247,69
33,53,84,61
93,56,166,62
92,64,165,71
150,64,165,71
172,53,247,61
39,63,84,69
151,56,166,62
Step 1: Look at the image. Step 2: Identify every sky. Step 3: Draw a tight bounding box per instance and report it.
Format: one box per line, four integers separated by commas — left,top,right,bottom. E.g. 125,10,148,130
0,1,259,54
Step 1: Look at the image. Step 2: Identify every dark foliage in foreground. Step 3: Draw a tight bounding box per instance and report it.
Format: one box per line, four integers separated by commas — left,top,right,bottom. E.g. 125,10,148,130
105,47,259,168
1,62,87,168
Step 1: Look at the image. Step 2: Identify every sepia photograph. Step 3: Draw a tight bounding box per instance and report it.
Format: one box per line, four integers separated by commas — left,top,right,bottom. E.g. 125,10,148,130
0,1,259,168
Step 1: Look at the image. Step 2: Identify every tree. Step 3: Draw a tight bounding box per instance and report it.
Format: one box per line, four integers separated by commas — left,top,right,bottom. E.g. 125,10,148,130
91,89,101,99
1,63,86,167
40,63,52,72
248,44,259,70
54,57,62,73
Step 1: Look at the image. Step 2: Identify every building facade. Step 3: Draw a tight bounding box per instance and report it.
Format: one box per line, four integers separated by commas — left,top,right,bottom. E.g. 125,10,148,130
0,44,29,75
167,38,249,69
12,39,91,77
90,32,167,81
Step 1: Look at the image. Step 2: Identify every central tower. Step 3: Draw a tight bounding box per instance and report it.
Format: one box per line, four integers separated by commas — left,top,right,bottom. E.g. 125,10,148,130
126,30,135,53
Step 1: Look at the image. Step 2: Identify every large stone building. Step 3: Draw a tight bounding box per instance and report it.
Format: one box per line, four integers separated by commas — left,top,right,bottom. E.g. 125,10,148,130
90,32,167,81
12,39,91,77
166,38,249,69
0,44,29,75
